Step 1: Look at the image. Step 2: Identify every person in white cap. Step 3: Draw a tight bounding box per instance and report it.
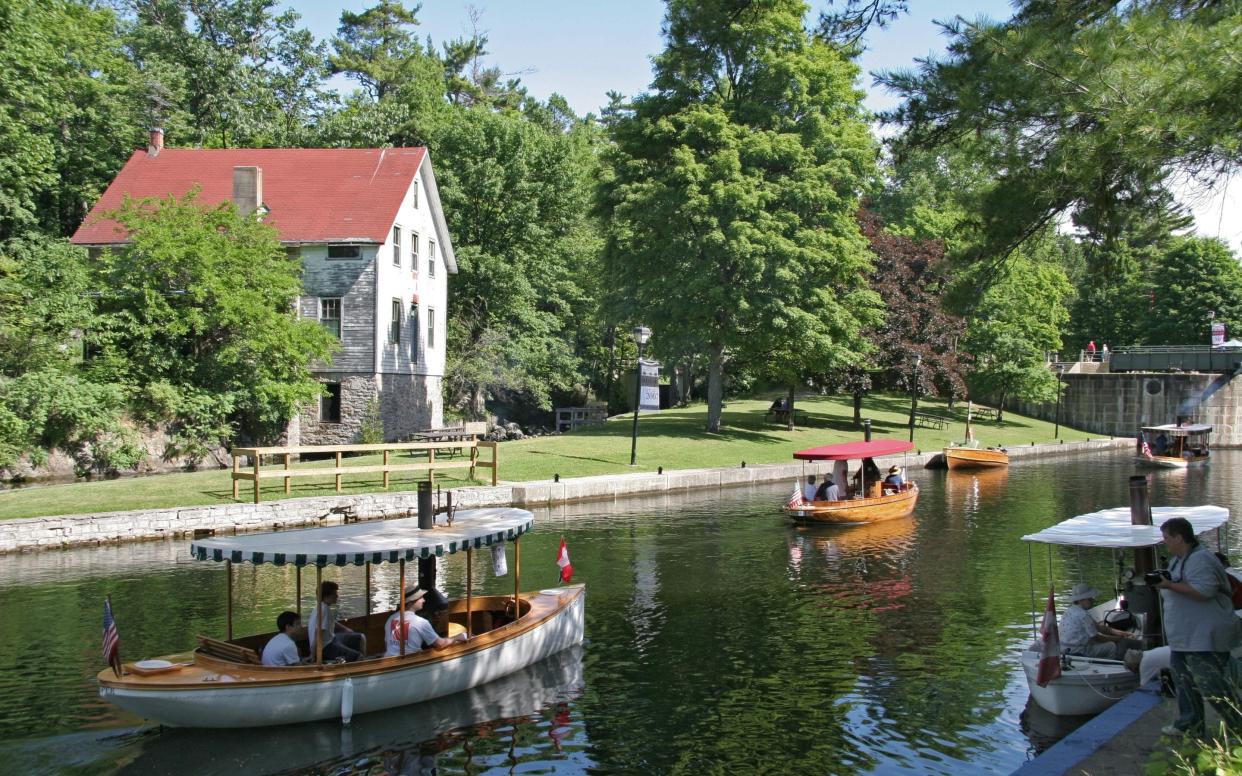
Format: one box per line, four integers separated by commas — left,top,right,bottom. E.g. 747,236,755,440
1058,583,1144,659
384,587,468,657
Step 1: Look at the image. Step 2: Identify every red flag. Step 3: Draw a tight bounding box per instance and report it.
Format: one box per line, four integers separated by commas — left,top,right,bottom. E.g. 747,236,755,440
786,481,804,509
103,597,122,677
556,538,573,583
1036,587,1062,687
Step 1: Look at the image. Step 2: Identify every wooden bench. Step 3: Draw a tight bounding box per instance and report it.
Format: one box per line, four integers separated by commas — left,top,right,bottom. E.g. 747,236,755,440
972,407,998,422
556,406,608,432
197,634,262,665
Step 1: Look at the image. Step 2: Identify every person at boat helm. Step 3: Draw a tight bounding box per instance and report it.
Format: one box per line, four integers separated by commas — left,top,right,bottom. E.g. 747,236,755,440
1058,583,1144,661
884,466,905,489
1152,517,1242,738
261,611,308,666
309,581,367,662
384,587,468,657
813,475,839,502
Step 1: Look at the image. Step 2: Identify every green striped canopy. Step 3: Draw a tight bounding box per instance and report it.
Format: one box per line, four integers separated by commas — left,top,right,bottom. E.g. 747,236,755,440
190,507,533,568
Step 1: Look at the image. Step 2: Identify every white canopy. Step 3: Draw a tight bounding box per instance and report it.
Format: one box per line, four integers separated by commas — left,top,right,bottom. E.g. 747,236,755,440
1021,505,1229,548
1141,423,1213,436
191,507,533,567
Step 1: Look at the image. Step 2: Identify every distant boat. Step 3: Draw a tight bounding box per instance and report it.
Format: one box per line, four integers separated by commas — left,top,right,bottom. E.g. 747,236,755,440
784,439,918,524
943,402,1009,470
1136,423,1211,468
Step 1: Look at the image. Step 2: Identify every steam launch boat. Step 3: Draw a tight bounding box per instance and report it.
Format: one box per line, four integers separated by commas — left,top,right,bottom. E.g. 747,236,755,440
943,402,1008,470
1135,423,1211,468
97,507,585,728
784,439,918,524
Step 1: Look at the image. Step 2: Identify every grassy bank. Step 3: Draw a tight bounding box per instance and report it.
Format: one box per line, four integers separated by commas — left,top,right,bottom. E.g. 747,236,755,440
0,394,1095,521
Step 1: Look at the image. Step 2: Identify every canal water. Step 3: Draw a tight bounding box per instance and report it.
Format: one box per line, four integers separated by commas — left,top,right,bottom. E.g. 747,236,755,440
1,449,1238,775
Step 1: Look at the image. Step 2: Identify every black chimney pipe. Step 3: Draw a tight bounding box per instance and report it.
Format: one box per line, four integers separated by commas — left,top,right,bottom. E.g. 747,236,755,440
863,418,872,442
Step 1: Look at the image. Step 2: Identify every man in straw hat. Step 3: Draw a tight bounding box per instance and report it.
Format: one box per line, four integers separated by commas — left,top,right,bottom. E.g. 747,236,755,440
384,587,468,657
1058,583,1143,660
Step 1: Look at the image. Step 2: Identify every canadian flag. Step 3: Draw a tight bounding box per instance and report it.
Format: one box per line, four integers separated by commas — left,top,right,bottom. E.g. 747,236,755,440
1036,586,1062,687
556,537,573,583
786,481,804,509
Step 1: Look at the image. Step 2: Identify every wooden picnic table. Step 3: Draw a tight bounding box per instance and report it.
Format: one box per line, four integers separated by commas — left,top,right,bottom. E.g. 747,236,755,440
913,412,948,430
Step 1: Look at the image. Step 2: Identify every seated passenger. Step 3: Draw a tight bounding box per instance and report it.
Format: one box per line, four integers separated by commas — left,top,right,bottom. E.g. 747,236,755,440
802,475,817,502
385,587,468,657
814,476,840,502
1059,583,1144,660
309,581,367,662
884,466,905,490
261,611,306,666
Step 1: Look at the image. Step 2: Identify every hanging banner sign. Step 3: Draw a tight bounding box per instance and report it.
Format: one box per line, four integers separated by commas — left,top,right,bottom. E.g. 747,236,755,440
1212,323,1226,346
639,359,661,412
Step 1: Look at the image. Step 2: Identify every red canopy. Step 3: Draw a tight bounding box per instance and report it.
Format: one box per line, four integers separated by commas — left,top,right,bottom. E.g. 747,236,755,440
793,439,915,461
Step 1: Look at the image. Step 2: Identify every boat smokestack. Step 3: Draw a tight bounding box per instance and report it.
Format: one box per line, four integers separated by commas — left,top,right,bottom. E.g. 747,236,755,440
417,481,434,530
1129,475,1152,527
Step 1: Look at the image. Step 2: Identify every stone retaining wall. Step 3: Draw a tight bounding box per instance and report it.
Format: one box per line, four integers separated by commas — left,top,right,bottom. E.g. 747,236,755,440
0,438,1130,554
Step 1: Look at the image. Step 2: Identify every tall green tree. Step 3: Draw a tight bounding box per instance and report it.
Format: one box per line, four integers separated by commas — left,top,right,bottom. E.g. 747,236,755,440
1144,237,1242,346
602,0,877,432
329,0,425,101
88,192,337,455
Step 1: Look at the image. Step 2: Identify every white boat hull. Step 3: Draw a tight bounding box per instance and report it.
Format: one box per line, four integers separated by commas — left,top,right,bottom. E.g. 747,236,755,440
1135,455,1208,469
1020,649,1139,716
101,588,585,728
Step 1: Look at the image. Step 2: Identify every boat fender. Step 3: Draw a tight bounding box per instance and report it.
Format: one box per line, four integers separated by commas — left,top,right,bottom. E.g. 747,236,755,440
341,677,354,725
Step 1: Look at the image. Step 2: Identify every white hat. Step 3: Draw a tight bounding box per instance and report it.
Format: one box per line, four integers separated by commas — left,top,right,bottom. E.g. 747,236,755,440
1069,583,1099,603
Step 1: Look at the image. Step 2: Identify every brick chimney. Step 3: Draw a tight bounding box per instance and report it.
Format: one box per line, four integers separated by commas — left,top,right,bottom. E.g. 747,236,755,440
232,166,263,217
147,128,164,157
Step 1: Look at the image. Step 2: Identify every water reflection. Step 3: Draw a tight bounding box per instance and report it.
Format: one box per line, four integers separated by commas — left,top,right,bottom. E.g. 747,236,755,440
0,450,1239,774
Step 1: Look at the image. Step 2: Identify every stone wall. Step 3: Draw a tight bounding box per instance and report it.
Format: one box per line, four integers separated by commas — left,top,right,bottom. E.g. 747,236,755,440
1009,373,1242,447
296,373,379,446
378,372,443,440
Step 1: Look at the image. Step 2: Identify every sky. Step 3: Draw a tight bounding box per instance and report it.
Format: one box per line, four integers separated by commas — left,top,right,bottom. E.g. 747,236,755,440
285,1,1240,253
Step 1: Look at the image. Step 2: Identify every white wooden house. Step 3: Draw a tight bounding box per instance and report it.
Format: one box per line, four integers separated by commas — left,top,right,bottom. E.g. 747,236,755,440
71,131,456,444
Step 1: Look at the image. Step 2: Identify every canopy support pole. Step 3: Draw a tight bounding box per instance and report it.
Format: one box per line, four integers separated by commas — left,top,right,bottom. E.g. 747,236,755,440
513,538,521,618
315,565,323,665
295,566,302,618
466,547,474,638
399,559,407,657
1028,544,1038,640
365,561,372,625
226,560,233,641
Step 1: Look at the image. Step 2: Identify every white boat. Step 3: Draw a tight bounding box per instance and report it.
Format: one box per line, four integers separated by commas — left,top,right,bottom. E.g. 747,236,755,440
1019,503,1229,716
1135,423,1211,468
98,507,585,728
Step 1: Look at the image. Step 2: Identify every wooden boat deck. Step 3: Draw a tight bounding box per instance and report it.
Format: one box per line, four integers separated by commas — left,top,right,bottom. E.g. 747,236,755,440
99,588,582,690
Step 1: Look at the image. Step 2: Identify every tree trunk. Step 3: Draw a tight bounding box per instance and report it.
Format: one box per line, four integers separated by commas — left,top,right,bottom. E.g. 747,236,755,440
604,326,617,413
786,384,796,431
469,385,486,420
997,391,1006,424
705,344,724,432
853,391,863,427
683,358,693,403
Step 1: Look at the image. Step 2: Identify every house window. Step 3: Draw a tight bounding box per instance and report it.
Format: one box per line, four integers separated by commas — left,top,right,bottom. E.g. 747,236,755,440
390,298,401,344
392,226,401,266
428,307,436,349
319,298,341,339
327,245,361,260
411,232,420,267
411,303,421,362
320,382,342,423
428,240,436,278
412,179,419,209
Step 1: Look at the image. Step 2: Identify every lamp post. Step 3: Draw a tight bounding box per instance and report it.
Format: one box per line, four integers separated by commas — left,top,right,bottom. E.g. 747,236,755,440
907,353,922,443
629,325,652,466
1054,364,1065,439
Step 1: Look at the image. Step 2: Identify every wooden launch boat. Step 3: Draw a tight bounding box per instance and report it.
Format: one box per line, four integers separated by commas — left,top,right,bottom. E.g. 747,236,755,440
1019,503,1229,716
97,507,585,728
943,402,1009,469
1135,423,1211,468
784,439,918,524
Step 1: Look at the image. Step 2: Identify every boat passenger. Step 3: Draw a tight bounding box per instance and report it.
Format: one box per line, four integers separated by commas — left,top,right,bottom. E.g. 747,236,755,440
1058,583,1144,660
884,466,905,490
802,475,817,502
309,581,367,663
814,476,840,502
385,587,468,657
261,611,307,667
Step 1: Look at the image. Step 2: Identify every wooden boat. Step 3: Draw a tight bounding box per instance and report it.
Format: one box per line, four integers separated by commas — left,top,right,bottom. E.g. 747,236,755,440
1019,503,1229,716
943,401,1009,469
97,507,585,728
784,439,918,524
1135,423,1211,468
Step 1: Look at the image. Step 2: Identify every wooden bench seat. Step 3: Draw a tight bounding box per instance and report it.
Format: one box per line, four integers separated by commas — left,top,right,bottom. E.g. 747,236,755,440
913,412,948,430
197,635,262,665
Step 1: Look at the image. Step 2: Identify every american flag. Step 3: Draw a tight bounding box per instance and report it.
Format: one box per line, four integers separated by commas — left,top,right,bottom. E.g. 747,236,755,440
786,481,804,509
1140,439,1154,458
1036,587,1062,687
102,597,121,677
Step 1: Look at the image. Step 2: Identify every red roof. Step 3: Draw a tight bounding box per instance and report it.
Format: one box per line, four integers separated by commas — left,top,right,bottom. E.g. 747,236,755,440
71,147,427,245
793,440,916,461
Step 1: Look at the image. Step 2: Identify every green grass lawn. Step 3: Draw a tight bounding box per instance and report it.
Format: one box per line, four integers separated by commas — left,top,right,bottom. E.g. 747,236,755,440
0,394,1094,521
